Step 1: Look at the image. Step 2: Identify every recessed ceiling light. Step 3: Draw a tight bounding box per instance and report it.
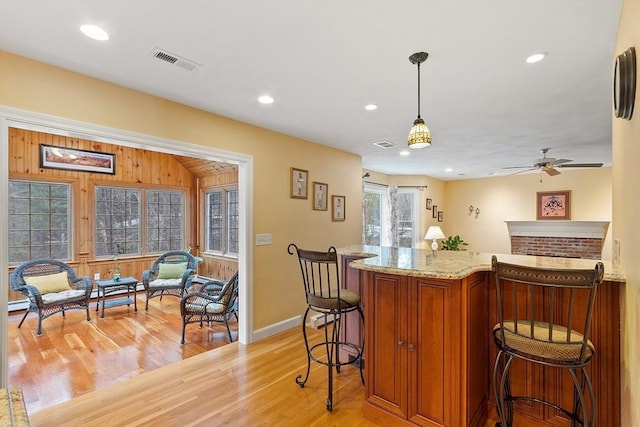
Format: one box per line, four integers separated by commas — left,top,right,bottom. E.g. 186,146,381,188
399,150,410,156
445,168,453,172
258,95,274,104
526,53,546,63
80,24,109,41
365,104,378,111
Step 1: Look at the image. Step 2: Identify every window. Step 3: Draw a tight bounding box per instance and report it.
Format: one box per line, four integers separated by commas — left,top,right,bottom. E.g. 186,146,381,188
205,187,239,256
397,189,418,248
363,184,418,248
9,180,71,264
95,186,141,257
363,183,388,246
146,190,185,253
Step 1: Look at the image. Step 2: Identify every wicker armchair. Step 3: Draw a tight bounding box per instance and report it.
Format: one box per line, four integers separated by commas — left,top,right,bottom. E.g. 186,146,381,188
142,251,197,310
180,271,239,343
10,259,93,335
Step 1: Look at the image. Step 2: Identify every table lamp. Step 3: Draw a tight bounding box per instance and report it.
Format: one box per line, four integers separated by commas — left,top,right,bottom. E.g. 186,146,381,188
424,226,446,255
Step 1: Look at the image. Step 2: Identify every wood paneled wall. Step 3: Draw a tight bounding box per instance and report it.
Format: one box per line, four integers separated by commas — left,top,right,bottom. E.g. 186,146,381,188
7,127,238,301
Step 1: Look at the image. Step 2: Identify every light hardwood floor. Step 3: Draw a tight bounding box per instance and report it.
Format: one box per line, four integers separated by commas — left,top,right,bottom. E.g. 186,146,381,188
8,295,374,426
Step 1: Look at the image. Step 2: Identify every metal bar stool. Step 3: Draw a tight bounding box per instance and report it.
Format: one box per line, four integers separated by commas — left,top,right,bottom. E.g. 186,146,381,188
491,255,604,427
288,244,364,411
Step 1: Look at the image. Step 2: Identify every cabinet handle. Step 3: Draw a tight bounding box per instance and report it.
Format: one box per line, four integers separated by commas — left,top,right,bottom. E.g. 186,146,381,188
398,340,405,347
408,344,416,351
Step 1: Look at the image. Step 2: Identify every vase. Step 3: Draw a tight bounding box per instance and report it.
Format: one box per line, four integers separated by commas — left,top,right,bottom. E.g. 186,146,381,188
113,259,121,282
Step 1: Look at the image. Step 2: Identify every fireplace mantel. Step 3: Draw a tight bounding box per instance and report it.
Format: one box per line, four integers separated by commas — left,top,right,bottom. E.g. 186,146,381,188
505,221,610,239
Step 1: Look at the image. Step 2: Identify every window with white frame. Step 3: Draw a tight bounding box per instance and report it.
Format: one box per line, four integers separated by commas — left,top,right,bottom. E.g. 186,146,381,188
205,187,239,256
363,183,388,246
397,188,419,248
9,180,71,264
363,184,419,248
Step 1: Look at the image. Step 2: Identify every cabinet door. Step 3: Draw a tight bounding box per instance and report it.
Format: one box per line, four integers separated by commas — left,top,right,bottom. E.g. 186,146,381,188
408,277,461,427
365,272,408,418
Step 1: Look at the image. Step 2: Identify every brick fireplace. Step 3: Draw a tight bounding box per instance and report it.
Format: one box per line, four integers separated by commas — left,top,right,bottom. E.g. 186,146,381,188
505,221,609,260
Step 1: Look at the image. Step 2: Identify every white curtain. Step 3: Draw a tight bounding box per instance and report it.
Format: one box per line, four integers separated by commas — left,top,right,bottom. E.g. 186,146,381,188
388,185,399,247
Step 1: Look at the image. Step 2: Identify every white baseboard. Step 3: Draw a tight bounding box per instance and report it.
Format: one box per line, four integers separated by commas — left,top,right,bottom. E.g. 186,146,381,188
252,315,301,342
306,312,337,329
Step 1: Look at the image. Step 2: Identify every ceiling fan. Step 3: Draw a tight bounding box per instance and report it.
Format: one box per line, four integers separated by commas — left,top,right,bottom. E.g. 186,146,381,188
503,148,604,176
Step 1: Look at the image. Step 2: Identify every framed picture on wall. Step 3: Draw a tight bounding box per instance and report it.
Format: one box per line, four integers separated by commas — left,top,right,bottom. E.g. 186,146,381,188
40,144,115,174
332,195,346,221
313,182,328,210
438,211,443,222
432,205,438,218
426,198,432,210
290,167,308,199
536,190,571,220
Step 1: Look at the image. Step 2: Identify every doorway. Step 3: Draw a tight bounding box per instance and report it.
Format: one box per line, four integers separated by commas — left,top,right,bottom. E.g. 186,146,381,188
0,106,254,386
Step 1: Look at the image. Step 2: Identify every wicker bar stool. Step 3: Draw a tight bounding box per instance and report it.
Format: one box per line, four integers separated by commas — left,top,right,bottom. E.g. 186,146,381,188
288,244,364,411
491,255,604,427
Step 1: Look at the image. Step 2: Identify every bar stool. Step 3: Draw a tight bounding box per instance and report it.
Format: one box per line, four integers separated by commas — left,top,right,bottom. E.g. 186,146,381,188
491,255,604,427
287,243,364,411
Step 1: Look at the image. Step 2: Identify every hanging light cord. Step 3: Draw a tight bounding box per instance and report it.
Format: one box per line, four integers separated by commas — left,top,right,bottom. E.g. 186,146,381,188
416,61,422,119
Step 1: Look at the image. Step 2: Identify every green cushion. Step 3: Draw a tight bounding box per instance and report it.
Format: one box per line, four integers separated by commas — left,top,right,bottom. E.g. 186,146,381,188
157,262,187,279
24,271,71,294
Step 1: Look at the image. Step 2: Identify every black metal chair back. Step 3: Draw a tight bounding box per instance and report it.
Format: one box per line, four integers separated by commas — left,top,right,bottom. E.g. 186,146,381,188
491,255,604,426
288,244,352,314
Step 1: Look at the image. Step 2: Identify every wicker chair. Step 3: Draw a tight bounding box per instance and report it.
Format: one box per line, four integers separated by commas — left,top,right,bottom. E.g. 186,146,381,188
491,255,604,427
180,271,239,343
10,259,93,335
142,250,198,310
287,244,364,411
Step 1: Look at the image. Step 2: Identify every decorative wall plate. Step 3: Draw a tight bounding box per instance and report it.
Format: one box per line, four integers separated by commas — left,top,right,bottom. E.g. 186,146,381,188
613,46,636,120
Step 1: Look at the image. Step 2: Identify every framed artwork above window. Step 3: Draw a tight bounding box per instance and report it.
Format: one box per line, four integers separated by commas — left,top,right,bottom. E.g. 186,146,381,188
40,144,115,175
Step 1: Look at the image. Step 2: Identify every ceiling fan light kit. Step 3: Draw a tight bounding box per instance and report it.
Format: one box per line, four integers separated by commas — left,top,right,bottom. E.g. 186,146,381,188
407,52,432,149
613,46,636,120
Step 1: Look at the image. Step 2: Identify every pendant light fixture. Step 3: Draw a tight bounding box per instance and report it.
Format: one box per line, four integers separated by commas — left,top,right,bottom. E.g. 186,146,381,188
407,52,432,149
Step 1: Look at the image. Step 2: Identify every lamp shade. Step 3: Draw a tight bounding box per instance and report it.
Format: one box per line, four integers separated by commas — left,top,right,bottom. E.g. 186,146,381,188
424,226,445,241
408,118,432,149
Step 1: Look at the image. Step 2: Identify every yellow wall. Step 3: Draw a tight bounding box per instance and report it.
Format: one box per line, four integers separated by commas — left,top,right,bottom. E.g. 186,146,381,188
613,1,640,425
444,168,613,259
0,51,362,330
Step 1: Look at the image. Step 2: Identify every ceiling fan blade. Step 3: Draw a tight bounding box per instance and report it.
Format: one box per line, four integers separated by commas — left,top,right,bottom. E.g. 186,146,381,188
550,158,571,166
558,163,603,168
544,167,561,176
502,166,533,170
506,168,536,176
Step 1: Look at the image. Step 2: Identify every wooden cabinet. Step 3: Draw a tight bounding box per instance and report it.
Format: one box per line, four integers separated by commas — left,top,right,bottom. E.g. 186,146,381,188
362,270,488,427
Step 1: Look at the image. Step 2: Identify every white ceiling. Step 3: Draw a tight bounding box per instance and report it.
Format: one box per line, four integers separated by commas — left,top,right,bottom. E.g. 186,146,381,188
0,0,622,180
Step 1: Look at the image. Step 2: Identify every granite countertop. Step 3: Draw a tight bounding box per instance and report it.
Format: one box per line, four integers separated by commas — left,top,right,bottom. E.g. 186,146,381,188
337,245,625,282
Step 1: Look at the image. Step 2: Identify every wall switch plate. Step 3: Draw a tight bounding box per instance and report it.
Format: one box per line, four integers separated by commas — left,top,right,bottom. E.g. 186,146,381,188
613,239,621,265
94,273,100,280
256,233,272,246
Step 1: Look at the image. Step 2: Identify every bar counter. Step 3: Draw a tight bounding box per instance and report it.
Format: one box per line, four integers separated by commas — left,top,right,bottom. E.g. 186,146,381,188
340,244,624,282
338,245,623,427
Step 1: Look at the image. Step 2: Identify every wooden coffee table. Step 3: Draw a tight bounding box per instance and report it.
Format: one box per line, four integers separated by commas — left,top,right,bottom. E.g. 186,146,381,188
96,277,138,318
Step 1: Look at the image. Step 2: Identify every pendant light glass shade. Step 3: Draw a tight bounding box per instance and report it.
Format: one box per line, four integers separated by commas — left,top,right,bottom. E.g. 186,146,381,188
408,118,432,148
407,51,431,149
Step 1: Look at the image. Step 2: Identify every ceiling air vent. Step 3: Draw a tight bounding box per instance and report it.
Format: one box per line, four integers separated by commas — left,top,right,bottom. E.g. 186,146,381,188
151,48,202,71
373,140,397,149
